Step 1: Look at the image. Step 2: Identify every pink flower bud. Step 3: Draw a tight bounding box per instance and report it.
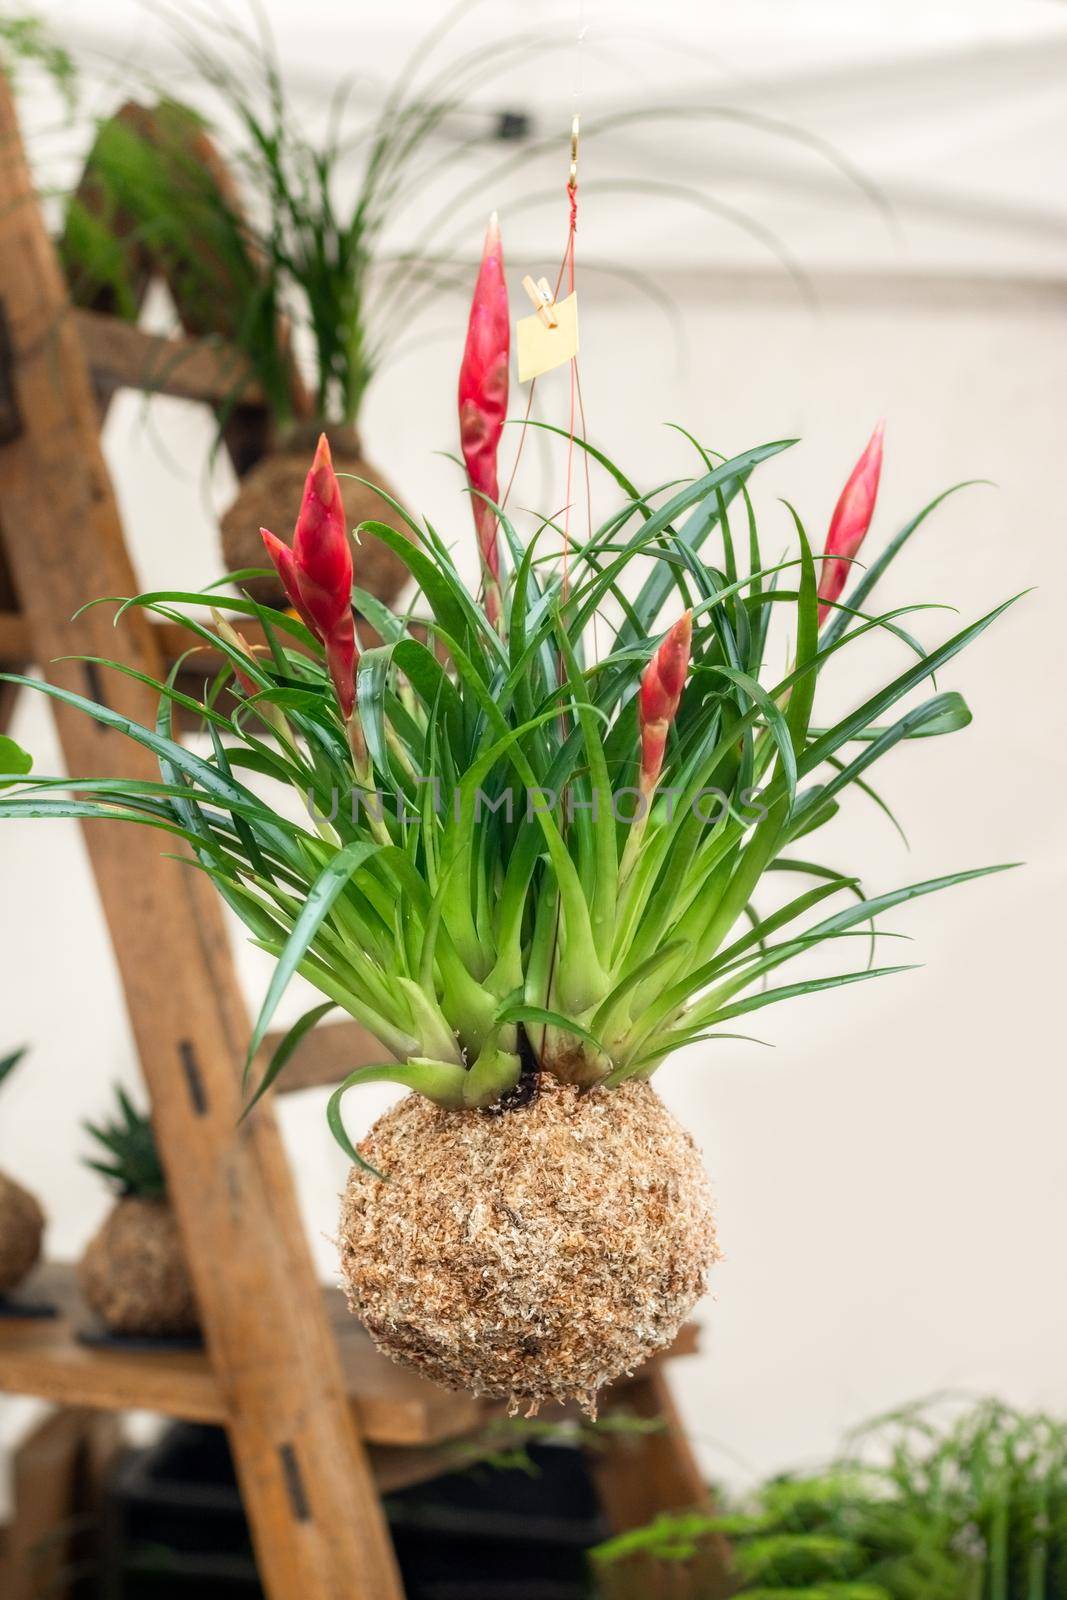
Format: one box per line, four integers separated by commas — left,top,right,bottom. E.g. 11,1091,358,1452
639,611,692,793
260,434,358,720
817,421,885,625
458,213,509,624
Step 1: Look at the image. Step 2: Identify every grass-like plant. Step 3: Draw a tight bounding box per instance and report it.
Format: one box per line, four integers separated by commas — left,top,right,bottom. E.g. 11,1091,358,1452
855,1398,1067,1600
0,215,1015,1404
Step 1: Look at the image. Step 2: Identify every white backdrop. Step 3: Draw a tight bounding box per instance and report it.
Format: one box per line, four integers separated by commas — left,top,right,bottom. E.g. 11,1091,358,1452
1,0,1065,1499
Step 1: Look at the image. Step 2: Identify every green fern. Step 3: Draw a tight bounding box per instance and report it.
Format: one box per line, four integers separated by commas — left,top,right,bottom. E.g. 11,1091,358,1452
591,1399,1067,1598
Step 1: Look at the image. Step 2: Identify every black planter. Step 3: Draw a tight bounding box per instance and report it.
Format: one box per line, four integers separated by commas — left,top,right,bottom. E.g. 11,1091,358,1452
100,1421,607,1600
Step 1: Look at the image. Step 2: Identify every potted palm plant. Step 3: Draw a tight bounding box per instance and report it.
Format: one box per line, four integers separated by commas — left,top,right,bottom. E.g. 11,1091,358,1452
79,1086,198,1340
0,1047,45,1301
0,216,1015,1411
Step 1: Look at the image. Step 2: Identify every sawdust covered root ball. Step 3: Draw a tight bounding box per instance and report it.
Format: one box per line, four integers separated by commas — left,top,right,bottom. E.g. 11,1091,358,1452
339,1076,718,1413
79,1196,199,1338
0,1171,44,1295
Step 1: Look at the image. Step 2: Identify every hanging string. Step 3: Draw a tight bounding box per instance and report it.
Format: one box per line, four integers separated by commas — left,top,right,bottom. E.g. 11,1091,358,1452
501,6,591,595
520,1,589,1068
498,126,581,535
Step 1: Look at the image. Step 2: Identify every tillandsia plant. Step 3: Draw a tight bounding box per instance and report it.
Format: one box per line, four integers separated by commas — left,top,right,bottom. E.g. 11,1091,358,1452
0,213,1016,1408
79,1086,199,1338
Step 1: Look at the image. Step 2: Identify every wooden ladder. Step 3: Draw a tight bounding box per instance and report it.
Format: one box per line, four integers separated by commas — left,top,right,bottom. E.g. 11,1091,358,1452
0,71,722,1600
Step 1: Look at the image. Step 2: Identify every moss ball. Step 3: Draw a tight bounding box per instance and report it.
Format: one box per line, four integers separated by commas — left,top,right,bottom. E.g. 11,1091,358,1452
79,1196,199,1337
0,1170,44,1294
339,1077,718,1413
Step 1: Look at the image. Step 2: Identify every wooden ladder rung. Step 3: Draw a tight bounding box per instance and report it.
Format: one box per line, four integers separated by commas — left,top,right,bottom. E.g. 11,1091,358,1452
73,308,264,409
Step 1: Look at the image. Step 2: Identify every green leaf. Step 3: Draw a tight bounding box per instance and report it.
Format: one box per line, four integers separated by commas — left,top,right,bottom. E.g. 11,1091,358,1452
244,839,384,1079
327,1059,470,1173
0,735,32,788
707,964,918,1024
242,1000,336,1116
0,1046,28,1091
496,1004,608,1059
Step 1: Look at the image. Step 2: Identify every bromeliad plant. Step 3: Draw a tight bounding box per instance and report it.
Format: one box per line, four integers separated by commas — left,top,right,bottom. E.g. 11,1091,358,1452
0,218,1015,1406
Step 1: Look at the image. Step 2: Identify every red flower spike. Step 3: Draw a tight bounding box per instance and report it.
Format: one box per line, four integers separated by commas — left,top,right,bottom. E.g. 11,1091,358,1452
458,212,509,624
260,527,316,633
817,421,885,625
259,434,358,721
639,611,692,794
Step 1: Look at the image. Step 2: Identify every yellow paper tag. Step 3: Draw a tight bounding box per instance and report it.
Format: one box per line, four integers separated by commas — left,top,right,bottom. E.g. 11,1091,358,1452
516,291,579,383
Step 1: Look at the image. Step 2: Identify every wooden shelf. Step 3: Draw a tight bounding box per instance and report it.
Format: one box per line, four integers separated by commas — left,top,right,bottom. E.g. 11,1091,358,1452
0,1264,485,1447
0,1264,697,1453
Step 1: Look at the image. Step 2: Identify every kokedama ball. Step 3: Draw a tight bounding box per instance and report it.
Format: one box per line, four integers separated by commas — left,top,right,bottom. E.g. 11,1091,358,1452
0,1170,44,1294
79,1196,199,1337
220,423,413,609
339,1077,718,1412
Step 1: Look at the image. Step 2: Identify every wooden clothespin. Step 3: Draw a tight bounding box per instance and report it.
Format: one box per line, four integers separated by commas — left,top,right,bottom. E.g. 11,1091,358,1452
521,274,558,330
514,113,581,382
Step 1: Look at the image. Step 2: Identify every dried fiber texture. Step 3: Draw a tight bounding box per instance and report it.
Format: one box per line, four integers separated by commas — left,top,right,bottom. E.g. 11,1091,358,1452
221,424,412,608
79,1196,199,1337
339,1078,718,1412
0,1170,44,1293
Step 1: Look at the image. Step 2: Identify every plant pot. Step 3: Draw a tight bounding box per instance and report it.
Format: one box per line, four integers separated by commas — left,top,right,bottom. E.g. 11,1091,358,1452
0,1169,44,1295
220,422,413,609
339,1076,718,1414
79,1195,199,1338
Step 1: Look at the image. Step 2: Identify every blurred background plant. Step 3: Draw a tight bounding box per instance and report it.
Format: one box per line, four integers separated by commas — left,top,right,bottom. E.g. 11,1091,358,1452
590,1397,1067,1599
81,1083,166,1199
442,1409,669,1479
0,8,76,112
49,0,880,607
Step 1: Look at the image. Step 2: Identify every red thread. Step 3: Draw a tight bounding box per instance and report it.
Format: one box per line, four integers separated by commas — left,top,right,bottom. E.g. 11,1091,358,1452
558,178,578,601
500,176,586,610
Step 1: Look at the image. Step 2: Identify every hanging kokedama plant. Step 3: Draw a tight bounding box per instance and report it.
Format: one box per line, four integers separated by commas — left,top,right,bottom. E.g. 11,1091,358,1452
79,1086,199,1338
0,217,1015,1412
